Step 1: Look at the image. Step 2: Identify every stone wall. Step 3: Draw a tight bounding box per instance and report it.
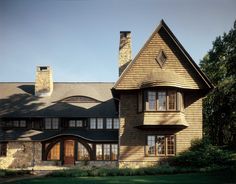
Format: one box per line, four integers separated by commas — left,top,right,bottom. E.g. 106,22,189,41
75,161,118,168
0,141,42,169
0,141,118,169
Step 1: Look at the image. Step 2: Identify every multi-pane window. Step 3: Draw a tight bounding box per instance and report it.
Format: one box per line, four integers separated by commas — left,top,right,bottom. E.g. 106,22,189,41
13,120,19,127
113,118,119,129
157,136,165,155
168,91,176,110
97,118,103,129
104,144,110,160
158,91,166,111
45,118,59,130
52,118,59,129
4,120,26,128
96,144,118,161
20,120,26,127
106,118,112,129
69,120,76,127
147,136,155,156
78,142,89,160
0,143,7,157
91,118,119,129
96,144,103,160
47,142,60,160
69,120,83,128
146,135,175,156
142,90,180,111
167,135,175,155
45,118,52,129
76,120,83,127
148,91,156,111
111,144,118,160
90,118,96,129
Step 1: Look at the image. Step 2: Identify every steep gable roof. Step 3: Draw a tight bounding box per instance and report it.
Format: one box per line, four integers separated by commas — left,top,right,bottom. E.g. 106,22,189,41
113,20,214,90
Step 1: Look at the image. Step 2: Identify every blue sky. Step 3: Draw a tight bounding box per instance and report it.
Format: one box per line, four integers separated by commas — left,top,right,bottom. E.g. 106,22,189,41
0,0,235,82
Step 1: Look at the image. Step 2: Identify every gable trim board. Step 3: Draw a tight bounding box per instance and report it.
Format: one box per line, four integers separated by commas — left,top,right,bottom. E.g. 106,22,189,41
113,19,214,91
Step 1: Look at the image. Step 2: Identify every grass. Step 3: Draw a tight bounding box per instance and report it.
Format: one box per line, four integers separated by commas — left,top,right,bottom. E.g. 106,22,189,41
4,167,236,184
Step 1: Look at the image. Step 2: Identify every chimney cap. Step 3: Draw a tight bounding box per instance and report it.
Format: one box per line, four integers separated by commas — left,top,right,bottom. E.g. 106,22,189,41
120,31,131,33
37,66,50,71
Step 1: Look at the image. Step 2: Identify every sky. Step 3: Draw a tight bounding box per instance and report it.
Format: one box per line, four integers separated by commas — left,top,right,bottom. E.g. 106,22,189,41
0,0,235,82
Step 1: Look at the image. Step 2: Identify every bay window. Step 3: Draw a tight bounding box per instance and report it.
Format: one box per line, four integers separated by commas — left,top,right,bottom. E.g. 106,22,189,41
140,90,182,112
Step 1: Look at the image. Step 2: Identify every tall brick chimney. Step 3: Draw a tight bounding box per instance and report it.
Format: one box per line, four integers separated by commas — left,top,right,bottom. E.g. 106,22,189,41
119,31,132,76
35,66,53,97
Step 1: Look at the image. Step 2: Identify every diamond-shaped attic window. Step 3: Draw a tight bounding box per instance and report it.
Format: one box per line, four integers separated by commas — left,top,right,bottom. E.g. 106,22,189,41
156,50,167,68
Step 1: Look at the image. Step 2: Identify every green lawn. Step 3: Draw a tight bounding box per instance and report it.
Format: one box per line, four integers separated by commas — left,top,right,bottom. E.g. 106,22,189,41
5,169,236,184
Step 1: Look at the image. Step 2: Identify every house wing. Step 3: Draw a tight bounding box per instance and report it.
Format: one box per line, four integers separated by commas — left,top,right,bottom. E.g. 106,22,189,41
113,20,214,91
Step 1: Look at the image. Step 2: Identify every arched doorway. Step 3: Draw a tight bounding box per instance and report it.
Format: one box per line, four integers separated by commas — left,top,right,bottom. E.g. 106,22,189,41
44,135,93,165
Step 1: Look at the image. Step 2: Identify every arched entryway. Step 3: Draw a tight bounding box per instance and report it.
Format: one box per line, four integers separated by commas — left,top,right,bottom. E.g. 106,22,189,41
43,135,93,165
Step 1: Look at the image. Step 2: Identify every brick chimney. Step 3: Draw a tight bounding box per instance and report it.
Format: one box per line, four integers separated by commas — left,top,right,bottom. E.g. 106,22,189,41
119,31,132,76
35,66,53,97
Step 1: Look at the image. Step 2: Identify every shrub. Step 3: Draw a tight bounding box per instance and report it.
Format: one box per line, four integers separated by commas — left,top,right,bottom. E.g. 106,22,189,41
170,138,233,168
0,169,30,178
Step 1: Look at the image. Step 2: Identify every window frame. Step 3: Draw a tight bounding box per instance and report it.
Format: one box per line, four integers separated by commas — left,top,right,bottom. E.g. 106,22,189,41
113,118,119,129
145,135,176,157
95,143,118,161
45,118,59,130
90,118,96,129
77,142,90,161
96,144,103,160
97,118,104,129
106,118,113,129
47,142,61,161
143,90,180,112
167,90,177,111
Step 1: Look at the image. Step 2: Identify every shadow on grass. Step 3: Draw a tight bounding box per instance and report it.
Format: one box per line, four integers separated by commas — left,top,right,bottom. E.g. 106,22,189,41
7,168,236,184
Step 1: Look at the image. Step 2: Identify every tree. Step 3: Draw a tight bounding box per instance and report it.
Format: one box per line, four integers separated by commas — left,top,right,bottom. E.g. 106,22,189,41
200,20,236,146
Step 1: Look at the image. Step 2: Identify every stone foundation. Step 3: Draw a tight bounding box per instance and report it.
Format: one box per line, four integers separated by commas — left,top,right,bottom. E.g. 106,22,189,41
119,161,159,168
0,141,42,169
75,161,118,168
0,141,118,169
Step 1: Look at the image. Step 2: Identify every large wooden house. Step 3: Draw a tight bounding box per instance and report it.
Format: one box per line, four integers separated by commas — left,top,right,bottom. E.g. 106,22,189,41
0,20,213,169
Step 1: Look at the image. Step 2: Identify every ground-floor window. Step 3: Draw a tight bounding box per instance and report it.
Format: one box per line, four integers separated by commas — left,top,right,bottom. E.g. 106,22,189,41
78,142,90,160
47,142,60,160
0,143,7,157
44,139,118,162
146,135,175,156
95,144,118,161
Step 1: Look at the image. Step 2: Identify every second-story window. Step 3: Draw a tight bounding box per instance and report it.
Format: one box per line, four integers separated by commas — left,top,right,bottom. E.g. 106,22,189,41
158,91,166,111
90,118,96,129
106,118,112,129
69,120,83,128
113,118,119,129
142,90,180,112
147,91,156,111
45,118,59,130
97,118,103,129
168,91,176,110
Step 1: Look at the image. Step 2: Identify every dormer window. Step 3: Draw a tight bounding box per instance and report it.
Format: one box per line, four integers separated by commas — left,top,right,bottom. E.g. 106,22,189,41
156,50,167,68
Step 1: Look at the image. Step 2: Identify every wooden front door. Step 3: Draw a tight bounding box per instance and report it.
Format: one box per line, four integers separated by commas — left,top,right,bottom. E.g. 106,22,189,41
64,140,75,165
